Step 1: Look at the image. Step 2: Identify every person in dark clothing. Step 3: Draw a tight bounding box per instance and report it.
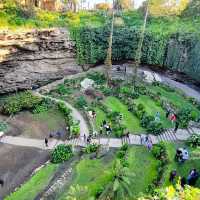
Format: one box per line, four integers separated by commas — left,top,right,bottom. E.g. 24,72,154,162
102,120,107,126
126,132,130,143
0,179,4,187
166,110,170,118
169,170,177,183
187,169,199,186
45,137,48,147
83,134,86,142
174,121,179,133
180,177,186,188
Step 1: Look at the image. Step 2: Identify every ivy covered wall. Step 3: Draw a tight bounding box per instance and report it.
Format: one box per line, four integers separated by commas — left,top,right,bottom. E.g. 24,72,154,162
70,26,200,81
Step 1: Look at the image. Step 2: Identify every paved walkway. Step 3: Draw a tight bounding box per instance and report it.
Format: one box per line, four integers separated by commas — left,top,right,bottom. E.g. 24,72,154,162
33,92,90,138
1,127,199,150
1,65,200,150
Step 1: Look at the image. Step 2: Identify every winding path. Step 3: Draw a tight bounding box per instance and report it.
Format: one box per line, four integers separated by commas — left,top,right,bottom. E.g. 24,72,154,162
1,65,200,150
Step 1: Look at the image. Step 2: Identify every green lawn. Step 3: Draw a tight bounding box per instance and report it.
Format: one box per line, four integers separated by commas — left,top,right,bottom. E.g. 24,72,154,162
162,143,200,188
149,85,200,117
104,97,144,134
6,163,58,200
94,107,107,131
33,108,66,131
134,95,172,128
127,146,159,198
59,155,114,199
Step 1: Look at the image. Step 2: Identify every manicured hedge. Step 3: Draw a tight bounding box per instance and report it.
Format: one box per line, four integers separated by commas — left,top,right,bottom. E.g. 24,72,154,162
71,26,200,81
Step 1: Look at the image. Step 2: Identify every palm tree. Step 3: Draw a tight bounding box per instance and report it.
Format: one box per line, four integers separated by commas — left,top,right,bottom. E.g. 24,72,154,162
66,184,94,200
98,160,134,200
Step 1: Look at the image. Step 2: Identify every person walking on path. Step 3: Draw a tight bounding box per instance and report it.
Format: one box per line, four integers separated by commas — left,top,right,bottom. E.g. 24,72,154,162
83,134,86,142
170,113,177,125
174,121,179,133
0,179,4,187
45,137,48,147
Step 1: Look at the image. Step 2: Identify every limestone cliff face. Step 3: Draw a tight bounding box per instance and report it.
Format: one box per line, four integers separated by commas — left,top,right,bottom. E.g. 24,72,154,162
0,28,82,94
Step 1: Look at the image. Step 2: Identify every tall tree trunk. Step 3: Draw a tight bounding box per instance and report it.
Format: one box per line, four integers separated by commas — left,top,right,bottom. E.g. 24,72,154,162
133,0,149,86
105,10,114,85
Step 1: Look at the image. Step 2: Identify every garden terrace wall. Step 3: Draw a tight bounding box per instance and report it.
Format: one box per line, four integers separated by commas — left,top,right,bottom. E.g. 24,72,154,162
71,26,200,82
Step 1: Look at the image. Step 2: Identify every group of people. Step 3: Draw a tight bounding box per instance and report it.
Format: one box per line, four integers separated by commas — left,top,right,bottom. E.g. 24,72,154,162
141,135,153,151
175,147,189,163
169,168,199,187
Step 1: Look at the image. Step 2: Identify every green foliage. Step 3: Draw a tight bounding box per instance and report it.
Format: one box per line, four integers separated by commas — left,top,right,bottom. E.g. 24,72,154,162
71,121,80,137
87,72,106,85
146,121,164,135
1,91,42,115
84,143,100,154
75,96,87,109
57,102,72,116
177,107,192,128
66,185,94,200
186,134,200,148
56,84,71,95
51,144,73,164
0,121,8,132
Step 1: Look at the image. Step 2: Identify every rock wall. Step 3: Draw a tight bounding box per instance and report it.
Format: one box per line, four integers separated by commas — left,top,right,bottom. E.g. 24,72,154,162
0,28,82,94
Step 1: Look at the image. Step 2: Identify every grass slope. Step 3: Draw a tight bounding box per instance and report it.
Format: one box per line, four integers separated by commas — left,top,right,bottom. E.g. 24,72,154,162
128,146,159,198
162,143,200,187
150,85,200,117
94,107,107,131
134,95,172,128
104,97,144,134
6,164,58,200
59,154,114,199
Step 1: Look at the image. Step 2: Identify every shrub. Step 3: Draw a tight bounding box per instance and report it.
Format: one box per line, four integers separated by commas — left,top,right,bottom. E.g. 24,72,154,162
87,72,106,85
152,142,166,160
57,102,71,116
141,115,154,128
51,144,73,163
84,143,100,154
186,134,200,148
56,84,71,95
2,91,42,115
71,122,80,137
178,107,192,128
75,96,87,109
0,121,8,132
147,121,164,135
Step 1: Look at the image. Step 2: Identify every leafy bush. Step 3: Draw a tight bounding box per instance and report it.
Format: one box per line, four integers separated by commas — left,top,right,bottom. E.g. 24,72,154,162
32,100,52,114
152,142,167,160
56,84,71,95
84,143,100,154
186,134,200,148
87,72,106,85
51,144,73,163
141,115,154,128
57,102,71,116
75,96,87,109
178,107,192,128
2,91,42,115
71,122,80,137
0,121,8,132
147,121,164,135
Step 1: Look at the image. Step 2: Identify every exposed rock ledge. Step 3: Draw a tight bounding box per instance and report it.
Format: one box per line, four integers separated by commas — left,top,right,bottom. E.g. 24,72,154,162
0,28,82,94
